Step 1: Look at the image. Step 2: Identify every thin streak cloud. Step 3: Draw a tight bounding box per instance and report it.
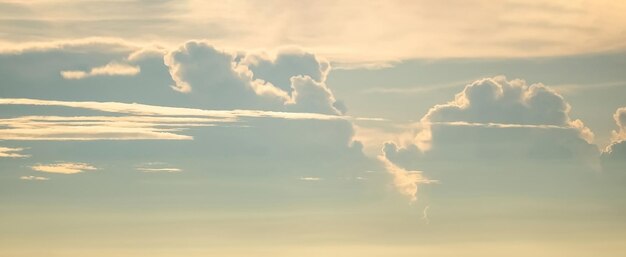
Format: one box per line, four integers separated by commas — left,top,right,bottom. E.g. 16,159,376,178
31,162,97,174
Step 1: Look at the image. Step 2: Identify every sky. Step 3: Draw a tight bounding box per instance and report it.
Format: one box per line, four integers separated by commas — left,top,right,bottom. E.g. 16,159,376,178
1,1,626,256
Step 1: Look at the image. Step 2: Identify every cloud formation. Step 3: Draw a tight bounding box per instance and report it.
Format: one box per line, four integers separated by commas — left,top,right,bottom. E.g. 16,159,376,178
2,1,626,64
379,76,600,200
0,146,29,158
20,175,50,181
401,76,595,153
61,62,140,80
299,177,322,181
31,162,97,174
379,155,436,202
601,107,626,167
164,41,344,115
136,162,182,173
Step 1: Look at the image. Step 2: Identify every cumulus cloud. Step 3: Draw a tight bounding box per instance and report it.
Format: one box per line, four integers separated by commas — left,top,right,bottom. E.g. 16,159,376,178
0,146,29,158
60,62,140,79
610,107,626,143
379,76,600,200
31,162,97,174
401,76,595,154
20,175,50,181
164,41,289,103
601,107,626,166
0,41,375,201
164,42,346,115
240,47,330,94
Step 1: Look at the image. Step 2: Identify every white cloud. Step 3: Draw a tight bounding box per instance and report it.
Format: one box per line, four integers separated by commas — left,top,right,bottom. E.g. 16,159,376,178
299,177,322,181
413,76,595,151
378,156,436,202
378,76,601,200
610,107,626,143
0,98,344,121
20,175,50,181
137,168,182,173
61,62,140,80
0,146,29,158
0,115,223,141
136,162,182,173
31,162,97,174
601,107,626,165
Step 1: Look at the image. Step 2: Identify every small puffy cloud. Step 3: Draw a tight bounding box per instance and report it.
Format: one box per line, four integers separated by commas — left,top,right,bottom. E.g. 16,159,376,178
601,107,626,168
31,162,97,174
20,175,50,181
610,107,626,142
0,146,29,158
61,62,140,80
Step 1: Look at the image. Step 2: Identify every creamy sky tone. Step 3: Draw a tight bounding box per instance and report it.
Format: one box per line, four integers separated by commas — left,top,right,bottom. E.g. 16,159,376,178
1,1,626,257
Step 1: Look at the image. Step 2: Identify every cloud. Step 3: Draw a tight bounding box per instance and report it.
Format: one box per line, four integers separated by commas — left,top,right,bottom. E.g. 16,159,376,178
610,107,626,142
0,115,224,141
601,107,626,167
31,162,97,174
136,162,182,173
299,177,322,181
163,41,345,116
164,41,289,103
0,98,344,120
0,96,359,141
411,76,595,152
0,146,29,158
2,1,626,64
61,62,140,80
20,175,50,181
0,41,377,201
379,76,600,200
379,155,436,202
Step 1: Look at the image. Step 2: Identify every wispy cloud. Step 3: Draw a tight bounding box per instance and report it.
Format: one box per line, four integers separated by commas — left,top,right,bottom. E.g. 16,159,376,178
136,162,182,173
0,115,222,141
60,62,140,80
31,162,97,174
0,146,29,158
0,98,344,121
362,80,470,94
550,80,626,94
0,98,357,141
20,175,50,181
299,177,322,181
379,156,437,202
